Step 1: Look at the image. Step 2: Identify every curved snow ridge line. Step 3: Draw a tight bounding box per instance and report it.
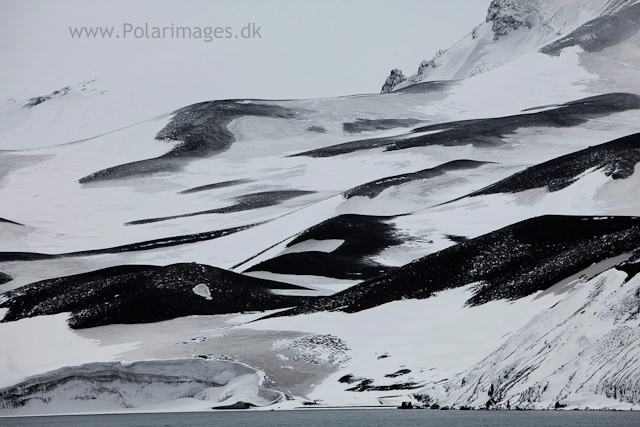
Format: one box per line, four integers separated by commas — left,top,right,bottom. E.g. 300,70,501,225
0,359,283,412
265,215,640,318
290,93,640,158
78,101,307,184
126,190,316,226
0,222,262,262
0,217,24,226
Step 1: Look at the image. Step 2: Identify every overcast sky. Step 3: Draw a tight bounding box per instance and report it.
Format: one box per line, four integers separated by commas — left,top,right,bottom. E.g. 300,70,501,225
1,0,490,103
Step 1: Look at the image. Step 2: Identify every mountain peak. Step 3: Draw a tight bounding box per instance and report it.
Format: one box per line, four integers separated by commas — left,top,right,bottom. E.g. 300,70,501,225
485,0,542,41
381,0,632,93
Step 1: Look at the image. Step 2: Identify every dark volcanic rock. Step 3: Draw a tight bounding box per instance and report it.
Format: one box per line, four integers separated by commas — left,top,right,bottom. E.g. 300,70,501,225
381,69,407,93
541,4,640,56
468,132,640,196
486,0,540,41
127,190,315,225
343,118,423,134
265,215,640,317
344,160,489,199
0,263,312,329
0,271,12,285
215,401,256,409
0,223,258,262
0,217,24,226
179,179,253,195
79,101,304,183
292,93,640,158
245,214,402,280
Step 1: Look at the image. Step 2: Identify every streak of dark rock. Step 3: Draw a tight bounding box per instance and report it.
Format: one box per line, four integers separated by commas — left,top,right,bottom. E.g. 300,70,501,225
541,4,640,56
179,179,253,195
292,93,640,158
79,101,304,183
127,190,315,225
343,118,423,134
266,215,640,317
0,223,259,262
344,160,489,199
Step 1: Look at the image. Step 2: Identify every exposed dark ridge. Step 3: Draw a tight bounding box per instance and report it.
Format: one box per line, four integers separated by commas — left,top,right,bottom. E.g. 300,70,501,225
290,93,640,158
344,160,490,199
178,179,252,195
0,223,258,262
79,101,304,183
445,234,469,243
264,215,640,317
391,80,457,94
468,132,640,196
345,379,424,392
0,271,11,285
541,4,640,56
127,190,315,226
343,118,423,134
245,214,401,280
0,217,25,226
0,263,313,329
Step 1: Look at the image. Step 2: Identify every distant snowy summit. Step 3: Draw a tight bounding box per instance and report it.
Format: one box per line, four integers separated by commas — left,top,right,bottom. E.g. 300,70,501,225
381,0,640,93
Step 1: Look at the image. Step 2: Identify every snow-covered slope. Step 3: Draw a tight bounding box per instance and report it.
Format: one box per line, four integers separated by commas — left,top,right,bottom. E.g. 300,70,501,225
2,0,640,415
382,0,640,92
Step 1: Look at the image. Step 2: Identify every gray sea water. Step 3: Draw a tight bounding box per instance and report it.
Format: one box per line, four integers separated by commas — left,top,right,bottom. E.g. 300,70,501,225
2,409,640,427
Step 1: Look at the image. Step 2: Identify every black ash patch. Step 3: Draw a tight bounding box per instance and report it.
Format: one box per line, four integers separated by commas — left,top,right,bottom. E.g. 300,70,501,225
469,132,640,196
0,223,258,262
23,87,70,108
292,93,640,158
392,80,457,94
541,4,640,56
79,101,304,183
385,369,411,378
445,234,469,243
127,190,315,225
344,160,489,199
0,217,25,226
266,215,640,316
346,379,423,392
307,126,326,133
0,263,312,329
343,118,423,134
0,271,12,285
178,179,252,195
245,214,402,280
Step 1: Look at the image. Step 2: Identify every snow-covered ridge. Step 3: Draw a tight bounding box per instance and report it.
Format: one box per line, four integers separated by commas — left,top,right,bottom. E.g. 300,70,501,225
381,0,632,92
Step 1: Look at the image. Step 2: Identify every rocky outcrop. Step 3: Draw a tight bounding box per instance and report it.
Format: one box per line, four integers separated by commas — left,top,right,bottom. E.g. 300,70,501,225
485,0,541,41
380,69,406,93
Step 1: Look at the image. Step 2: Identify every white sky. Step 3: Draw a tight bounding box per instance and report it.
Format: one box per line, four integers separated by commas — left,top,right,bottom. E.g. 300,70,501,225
0,0,491,103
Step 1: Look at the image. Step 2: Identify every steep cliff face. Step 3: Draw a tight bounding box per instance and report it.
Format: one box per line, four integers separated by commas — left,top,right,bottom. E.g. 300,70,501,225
486,0,542,41
415,266,640,409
